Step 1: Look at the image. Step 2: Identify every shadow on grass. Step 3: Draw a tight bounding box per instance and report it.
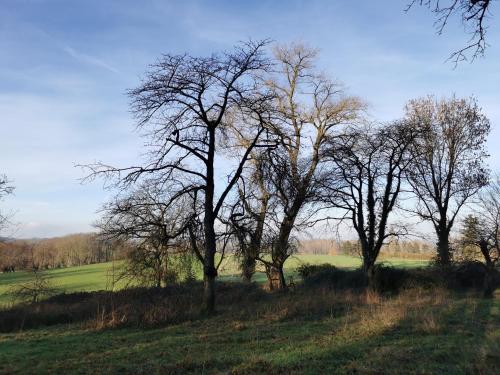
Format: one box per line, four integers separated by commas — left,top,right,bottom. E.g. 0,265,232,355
0,286,498,374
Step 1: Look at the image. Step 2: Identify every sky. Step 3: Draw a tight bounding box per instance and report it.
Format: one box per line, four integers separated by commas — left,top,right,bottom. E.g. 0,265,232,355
1,0,500,238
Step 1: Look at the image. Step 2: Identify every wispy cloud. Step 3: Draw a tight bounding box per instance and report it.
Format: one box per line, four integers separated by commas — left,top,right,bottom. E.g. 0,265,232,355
63,46,119,74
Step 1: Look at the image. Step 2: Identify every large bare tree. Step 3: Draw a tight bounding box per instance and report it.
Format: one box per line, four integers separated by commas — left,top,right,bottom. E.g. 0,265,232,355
83,41,275,313
323,122,417,279
260,43,365,290
405,96,490,266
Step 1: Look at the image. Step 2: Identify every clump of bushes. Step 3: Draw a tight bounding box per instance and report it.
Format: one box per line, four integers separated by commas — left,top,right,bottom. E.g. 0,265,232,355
451,260,490,288
370,264,411,293
297,262,411,292
297,261,499,294
297,263,366,289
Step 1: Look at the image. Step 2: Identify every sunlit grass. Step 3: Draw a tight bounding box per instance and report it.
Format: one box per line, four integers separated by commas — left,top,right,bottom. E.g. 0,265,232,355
0,287,497,374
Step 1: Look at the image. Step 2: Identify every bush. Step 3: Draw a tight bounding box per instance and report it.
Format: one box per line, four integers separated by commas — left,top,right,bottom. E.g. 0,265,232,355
297,263,337,279
371,264,411,293
298,263,366,289
298,263,445,293
451,260,488,288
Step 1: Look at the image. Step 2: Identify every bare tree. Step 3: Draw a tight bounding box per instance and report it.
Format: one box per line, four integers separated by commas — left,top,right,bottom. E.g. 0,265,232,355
0,174,14,234
97,182,194,288
82,41,275,313
10,268,60,303
405,96,490,267
323,122,417,279
227,151,272,283
259,43,364,290
406,0,495,64
460,174,500,267
476,174,500,266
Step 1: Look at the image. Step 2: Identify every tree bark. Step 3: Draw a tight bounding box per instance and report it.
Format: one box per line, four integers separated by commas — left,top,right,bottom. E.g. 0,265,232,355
436,228,451,267
203,217,217,314
362,256,376,288
265,263,287,291
269,216,295,291
241,253,256,283
202,127,217,314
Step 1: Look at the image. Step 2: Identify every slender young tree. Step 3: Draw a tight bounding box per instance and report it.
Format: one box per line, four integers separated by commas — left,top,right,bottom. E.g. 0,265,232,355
405,96,490,267
83,41,275,313
228,151,272,283
323,122,417,279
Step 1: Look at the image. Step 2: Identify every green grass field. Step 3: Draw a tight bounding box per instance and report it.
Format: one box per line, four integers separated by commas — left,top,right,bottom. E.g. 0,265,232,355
0,254,428,306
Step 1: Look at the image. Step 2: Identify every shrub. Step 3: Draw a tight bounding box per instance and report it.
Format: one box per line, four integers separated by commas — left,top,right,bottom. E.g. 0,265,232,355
297,263,337,279
451,260,488,288
371,264,411,293
298,263,366,289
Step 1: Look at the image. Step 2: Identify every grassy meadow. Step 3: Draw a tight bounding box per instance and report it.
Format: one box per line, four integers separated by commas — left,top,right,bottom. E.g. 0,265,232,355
0,255,500,375
0,282,498,374
2,254,498,374
0,254,428,306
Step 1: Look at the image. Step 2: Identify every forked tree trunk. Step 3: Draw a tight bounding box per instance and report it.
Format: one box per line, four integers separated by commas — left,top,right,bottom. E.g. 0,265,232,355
267,210,299,291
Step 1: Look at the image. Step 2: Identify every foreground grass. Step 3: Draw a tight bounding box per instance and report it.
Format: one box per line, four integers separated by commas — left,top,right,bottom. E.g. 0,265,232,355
0,285,497,374
0,255,428,306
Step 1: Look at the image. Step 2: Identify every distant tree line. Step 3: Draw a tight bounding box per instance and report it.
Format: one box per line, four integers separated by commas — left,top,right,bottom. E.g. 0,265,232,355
0,233,127,272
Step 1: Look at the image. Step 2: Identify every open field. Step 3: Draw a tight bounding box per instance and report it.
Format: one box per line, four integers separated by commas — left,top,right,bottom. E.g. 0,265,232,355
0,255,428,306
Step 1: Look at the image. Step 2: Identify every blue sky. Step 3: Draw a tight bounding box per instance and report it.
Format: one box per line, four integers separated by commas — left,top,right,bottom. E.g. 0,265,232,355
1,0,499,238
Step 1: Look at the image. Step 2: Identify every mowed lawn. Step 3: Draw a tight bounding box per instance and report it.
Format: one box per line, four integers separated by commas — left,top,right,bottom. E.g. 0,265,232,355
0,254,428,306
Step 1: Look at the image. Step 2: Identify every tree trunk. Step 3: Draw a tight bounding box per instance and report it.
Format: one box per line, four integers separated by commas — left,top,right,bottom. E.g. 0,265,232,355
479,241,493,269
241,254,256,283
156,273,161,288
265,263,287,291
203,226,217,314
269,212,298,291
483,268,494,298
436,229,451,267
203,127,217,314
362,257,376,288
